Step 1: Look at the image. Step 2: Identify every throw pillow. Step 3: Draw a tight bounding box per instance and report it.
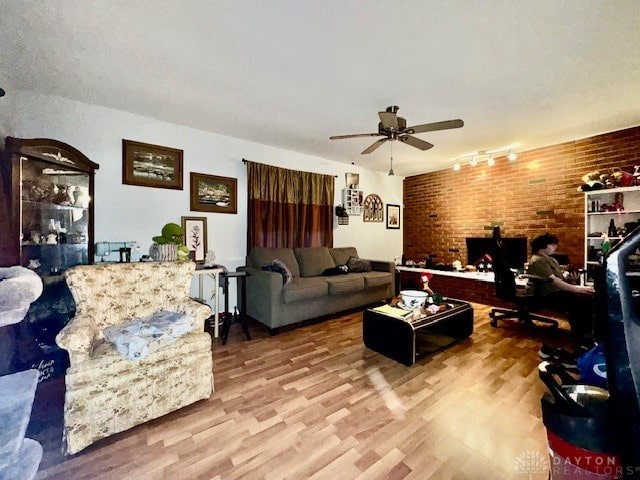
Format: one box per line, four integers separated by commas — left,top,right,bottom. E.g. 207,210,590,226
347,256,372,273
322,265,348,276
261,259,293,285
103,311,197,360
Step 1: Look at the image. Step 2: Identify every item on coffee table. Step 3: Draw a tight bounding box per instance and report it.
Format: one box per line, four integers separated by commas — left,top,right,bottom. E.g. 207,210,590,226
400,290,428,308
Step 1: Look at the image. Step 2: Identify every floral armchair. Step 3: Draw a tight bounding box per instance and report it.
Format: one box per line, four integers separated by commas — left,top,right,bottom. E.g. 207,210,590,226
56,261,213,454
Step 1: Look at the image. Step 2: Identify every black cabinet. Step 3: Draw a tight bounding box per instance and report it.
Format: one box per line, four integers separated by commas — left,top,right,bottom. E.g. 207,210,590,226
0,138,99,378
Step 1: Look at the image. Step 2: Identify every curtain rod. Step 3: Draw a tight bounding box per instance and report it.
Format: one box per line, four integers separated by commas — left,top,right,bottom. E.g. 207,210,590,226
242,158,338,177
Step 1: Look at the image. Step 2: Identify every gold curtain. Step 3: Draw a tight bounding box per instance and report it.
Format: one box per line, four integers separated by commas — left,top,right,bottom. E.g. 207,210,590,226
246,161,334,250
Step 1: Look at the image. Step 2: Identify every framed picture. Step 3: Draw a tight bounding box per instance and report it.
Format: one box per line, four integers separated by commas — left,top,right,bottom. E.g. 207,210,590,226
181,216,208,262
363,194,384,222
386,204,401,229
122,139,183,190
346,172,360,190
190,172,237,214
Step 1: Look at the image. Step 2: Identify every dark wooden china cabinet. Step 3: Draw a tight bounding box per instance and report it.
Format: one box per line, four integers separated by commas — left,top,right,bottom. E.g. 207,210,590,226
0,137,99,382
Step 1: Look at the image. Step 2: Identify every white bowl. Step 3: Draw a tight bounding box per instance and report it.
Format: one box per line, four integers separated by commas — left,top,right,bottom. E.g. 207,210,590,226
400,290,428,308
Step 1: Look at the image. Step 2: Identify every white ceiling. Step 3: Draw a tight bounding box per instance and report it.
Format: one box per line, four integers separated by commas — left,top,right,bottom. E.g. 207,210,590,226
1,0,639,177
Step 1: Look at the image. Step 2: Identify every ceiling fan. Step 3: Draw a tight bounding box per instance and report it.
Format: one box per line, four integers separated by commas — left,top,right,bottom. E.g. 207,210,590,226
330,106,464,154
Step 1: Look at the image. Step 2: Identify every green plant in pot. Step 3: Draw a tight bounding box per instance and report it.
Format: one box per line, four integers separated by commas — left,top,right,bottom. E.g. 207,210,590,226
150,222,191,261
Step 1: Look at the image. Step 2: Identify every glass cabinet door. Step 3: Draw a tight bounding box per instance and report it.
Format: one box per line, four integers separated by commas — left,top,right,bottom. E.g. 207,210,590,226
21,156,90,274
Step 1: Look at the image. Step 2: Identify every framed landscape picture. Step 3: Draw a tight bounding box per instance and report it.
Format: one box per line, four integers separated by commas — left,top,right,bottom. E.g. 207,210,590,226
386,204,400,229
122,139,183,190
190,172,237,214
181,216,207,263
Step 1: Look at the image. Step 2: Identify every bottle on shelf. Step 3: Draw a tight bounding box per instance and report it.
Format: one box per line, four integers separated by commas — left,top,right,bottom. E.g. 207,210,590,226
608,219,617,238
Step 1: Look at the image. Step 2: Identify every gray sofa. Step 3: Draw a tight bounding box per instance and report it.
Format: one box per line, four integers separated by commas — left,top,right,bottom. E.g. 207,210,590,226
242,246,395,331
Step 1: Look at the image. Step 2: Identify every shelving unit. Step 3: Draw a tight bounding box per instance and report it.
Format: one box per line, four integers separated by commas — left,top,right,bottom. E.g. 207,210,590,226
343,188,363,215
584,185,640,279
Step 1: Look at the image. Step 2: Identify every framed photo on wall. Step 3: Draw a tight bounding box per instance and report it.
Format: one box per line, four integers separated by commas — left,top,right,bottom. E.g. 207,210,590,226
346,172,360,190
122,139,183,190
386,204,400,229
181,216,208,262
190,172,237,214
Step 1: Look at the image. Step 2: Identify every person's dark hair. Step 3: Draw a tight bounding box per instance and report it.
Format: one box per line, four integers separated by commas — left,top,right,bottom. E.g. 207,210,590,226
531,233,558,252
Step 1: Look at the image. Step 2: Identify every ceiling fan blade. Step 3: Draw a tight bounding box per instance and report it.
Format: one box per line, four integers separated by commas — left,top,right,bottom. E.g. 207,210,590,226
378,111,399,131
361,138,387,154
406,119,464,134
399,135,434,151
330,132,381,140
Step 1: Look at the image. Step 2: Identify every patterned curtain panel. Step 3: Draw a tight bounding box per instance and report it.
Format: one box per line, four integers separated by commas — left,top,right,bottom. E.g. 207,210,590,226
246,161,334,250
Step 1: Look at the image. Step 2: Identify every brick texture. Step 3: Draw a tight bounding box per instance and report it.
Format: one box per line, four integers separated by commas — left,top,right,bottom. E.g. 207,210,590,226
403,125,640,268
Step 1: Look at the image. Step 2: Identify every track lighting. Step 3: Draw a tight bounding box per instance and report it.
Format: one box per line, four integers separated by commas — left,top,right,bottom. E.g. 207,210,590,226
452,145,518,171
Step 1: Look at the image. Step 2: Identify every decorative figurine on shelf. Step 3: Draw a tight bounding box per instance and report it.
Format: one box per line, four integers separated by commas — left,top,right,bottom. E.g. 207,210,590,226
614,192,624,212
204,250,216,268
28,259,41,270
45,233,58,245
73,186,84,206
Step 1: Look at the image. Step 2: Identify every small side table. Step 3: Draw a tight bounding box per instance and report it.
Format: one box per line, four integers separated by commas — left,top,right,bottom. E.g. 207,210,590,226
192,265,224,338
219,270,251,345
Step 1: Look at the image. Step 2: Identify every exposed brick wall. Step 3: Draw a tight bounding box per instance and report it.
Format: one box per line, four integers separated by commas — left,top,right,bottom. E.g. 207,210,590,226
403,126,640,268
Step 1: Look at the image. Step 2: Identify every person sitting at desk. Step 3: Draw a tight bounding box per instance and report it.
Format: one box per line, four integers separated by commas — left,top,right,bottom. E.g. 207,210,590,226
526,233,595,353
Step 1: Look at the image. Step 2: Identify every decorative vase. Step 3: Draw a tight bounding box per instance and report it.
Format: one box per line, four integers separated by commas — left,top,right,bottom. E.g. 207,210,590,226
149,243,178,261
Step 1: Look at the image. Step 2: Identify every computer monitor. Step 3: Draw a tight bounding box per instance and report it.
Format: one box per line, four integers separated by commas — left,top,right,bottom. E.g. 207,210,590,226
465,236,528,270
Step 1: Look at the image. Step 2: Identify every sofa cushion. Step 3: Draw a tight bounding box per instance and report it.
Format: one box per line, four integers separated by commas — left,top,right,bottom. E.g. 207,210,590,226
347,256,372,273
362,271,393,289
261,259,293,284
282,277,328,303
294,247,335,277
324,274,364,295
329,247,359,267
248,248,300,278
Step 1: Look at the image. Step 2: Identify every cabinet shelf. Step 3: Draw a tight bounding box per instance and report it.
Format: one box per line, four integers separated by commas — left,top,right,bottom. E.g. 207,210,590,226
23,200,87,211
587,209,640,215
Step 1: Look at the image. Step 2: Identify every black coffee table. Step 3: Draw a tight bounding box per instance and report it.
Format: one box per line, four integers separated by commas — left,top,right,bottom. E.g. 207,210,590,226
363,298,473,366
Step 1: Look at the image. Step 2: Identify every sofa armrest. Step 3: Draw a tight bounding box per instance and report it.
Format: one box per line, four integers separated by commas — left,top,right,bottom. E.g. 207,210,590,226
56,314,98,366
244,266,284,296
174,299,212,330
368,259,396,274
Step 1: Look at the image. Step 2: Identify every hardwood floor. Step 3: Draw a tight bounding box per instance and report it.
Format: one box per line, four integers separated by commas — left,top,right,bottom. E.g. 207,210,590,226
35,303,570,480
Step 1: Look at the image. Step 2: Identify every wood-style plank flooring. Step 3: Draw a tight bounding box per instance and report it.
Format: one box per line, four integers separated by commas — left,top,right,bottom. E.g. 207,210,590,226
35,303,570,480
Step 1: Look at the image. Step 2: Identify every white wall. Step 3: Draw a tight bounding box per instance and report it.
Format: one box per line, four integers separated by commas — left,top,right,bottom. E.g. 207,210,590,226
1,91,404,306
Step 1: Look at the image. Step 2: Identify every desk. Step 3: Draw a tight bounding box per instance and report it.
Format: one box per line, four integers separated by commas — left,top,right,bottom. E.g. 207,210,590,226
396,266,527,307
193,266,224,338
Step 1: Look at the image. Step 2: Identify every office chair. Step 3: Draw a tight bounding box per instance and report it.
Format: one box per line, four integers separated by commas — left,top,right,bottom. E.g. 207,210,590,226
488,227,558,329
